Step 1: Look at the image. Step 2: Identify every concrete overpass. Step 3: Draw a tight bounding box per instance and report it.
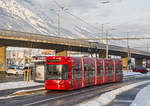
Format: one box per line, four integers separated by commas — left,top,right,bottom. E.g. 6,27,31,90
0,29,149,74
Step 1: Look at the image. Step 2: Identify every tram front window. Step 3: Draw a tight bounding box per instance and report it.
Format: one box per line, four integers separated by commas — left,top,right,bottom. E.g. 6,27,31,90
46,64,69,80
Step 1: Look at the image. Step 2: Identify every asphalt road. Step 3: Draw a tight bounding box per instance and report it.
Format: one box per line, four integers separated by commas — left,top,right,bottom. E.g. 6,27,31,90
0,76,150,106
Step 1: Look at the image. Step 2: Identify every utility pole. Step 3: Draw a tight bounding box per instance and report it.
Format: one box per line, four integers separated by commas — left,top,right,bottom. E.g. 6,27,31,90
57,9,60,37
101,24,104,43
126,32,130,71
106,32,109,59
57,7,64,37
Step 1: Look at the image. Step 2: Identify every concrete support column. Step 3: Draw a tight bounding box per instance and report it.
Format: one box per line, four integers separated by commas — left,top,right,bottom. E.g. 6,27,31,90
56,50,68,56
135,58,143,67
122,57,128,70
0,46,6,79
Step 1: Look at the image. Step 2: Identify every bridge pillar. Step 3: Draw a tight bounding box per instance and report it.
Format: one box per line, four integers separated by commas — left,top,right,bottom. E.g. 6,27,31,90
56,50,68,56
0,46,6,79
122,57,128,70
135,58,143,67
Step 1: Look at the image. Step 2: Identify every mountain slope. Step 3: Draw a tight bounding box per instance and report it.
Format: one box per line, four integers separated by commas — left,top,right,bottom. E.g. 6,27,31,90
0,0,100,40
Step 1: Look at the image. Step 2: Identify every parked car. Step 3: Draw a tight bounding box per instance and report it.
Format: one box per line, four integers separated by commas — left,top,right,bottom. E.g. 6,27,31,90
133,67,148,74
6,64,18,75
7,65,33,75
7,67,17,75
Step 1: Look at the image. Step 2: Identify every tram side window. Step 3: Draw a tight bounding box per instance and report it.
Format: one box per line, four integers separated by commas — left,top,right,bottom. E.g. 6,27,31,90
116,65,120,74
84,64,88,78
91,65,95,77
75,65,82,79
97,66,102,76
111,65,114,74
92,66,95,77
105,66,109,76
116,65,118,74
112,65,114,74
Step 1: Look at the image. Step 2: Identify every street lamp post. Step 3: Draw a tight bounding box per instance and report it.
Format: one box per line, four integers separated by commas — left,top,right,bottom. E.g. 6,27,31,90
126,32,131,71
106,32,109,59
57,9,61,37
57,7,65,37
50,7,65,37
100,23,115,59
101,24,104,43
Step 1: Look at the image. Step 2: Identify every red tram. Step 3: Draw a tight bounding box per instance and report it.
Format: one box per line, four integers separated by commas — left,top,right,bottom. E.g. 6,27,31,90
45,56,123,90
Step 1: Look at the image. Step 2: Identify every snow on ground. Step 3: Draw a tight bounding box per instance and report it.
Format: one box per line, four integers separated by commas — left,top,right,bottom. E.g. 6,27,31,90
0,81,44,91
123,70,142,76
131,84,150,106
80,80,150,106
123,71,150,78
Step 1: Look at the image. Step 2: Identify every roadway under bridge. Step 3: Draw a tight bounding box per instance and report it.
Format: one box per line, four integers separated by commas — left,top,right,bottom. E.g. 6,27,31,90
0,29,150,74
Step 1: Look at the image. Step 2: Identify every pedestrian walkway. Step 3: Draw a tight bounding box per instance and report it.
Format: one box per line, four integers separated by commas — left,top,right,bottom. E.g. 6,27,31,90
0,81,44,97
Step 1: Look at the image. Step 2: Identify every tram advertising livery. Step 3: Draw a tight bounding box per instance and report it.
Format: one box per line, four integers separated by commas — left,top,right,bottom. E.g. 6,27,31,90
45,56,123,90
